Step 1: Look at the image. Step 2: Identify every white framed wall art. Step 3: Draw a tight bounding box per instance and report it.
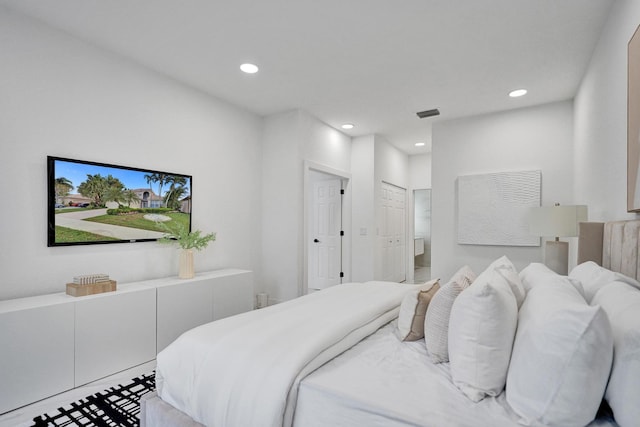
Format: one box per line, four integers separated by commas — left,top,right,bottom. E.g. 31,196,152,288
457,170,541,246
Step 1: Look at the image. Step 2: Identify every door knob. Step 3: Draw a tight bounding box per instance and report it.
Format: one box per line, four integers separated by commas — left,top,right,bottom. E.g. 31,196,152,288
314,239,320,243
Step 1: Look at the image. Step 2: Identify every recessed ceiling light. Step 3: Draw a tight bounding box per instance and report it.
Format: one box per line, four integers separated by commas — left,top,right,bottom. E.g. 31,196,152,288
341,123,354,130
240,63,259,74
509,89,527,98
415,142,425,147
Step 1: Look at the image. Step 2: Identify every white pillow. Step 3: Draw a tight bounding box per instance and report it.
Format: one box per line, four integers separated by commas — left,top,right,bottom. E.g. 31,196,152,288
424,266,475,363
396,279,440,341
506,278,613,427
591,281,640,427
569,261,640,303
448,257,518,402
519,262,558,292
519,262,584,296
491,256,525,308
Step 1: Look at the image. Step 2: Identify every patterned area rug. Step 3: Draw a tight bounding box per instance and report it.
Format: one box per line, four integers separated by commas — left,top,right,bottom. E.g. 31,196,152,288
31,372,155,427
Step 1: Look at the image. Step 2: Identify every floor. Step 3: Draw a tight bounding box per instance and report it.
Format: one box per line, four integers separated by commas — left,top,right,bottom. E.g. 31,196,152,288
414,266,431,282
0,360,156,427
402,266,431,284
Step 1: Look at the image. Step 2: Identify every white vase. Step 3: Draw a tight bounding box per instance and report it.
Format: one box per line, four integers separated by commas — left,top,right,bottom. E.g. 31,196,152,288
179,249,195,279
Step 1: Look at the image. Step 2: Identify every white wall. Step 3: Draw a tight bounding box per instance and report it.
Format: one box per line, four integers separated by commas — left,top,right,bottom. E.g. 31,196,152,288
350,135,376,282
431,101,575,281
574,0,640,221
300,112,352,173
350,135,409,281
261,109,351,303
260,110,301,303
409,153,432,190
0,7,263,300
374,135,409,190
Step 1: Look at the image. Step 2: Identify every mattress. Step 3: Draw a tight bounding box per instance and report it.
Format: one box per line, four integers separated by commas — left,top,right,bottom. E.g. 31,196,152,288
294,321,618,427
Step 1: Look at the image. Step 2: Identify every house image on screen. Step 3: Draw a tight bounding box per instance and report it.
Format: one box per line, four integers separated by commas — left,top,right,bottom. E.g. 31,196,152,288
180,195,192,214
131,188,163,209
128,189,191,213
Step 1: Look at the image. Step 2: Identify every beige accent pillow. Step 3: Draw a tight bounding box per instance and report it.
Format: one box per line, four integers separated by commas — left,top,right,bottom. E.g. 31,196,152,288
424,266,475,363
397,279,440,341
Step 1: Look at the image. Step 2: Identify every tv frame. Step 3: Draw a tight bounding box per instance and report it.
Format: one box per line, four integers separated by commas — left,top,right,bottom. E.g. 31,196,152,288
47,156,192,247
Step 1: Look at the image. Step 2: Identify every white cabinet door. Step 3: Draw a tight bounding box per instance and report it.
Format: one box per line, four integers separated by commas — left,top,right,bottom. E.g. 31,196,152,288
0,269,253,413
156,278,213,353
212,271,254,320
74,287,156,386
0,303,74,414
156,270,253,352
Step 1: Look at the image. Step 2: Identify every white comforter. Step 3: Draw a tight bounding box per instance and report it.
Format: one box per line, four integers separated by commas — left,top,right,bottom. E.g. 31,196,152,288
155,281,413,427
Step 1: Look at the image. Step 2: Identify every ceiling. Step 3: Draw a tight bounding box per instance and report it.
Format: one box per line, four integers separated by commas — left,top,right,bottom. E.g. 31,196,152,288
1,0,614,155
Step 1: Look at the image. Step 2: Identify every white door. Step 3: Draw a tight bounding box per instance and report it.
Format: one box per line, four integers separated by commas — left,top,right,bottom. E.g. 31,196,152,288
379,182,406,282
309,178,342,290
380,185,394,281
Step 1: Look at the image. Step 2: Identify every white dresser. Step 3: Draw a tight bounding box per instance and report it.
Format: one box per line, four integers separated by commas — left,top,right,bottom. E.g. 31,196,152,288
0,269,253,414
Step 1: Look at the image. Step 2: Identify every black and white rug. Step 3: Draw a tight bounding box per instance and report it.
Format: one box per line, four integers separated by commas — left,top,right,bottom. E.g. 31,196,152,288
31,372,155,427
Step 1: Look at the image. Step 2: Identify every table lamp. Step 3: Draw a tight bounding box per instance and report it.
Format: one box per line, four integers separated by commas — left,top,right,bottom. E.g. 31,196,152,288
529,204,588,275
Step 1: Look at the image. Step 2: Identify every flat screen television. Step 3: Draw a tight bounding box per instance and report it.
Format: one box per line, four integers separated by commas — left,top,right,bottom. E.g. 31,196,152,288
47,156,192,247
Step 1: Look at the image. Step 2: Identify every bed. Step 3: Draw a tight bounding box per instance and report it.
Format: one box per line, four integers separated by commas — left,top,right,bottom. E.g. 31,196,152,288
141,220,640,427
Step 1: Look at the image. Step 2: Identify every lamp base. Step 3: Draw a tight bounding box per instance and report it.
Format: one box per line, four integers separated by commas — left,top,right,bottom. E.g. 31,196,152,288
544,240,569,275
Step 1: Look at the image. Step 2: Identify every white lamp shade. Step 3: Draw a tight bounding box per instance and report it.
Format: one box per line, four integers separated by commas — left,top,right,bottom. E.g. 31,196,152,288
529,205,588,238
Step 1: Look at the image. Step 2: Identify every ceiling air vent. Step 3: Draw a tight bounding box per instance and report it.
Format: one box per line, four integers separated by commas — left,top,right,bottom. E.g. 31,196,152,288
416,108,440,119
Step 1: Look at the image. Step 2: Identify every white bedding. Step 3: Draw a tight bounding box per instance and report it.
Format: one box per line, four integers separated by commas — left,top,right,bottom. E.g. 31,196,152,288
155,281,414,427
295,321,619,427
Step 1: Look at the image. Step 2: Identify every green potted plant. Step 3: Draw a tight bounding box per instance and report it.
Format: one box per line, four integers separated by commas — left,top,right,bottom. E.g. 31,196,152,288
158,223,216,279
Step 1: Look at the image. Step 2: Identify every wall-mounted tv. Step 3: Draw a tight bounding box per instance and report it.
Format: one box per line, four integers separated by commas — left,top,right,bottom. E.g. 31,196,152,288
47,156,192,247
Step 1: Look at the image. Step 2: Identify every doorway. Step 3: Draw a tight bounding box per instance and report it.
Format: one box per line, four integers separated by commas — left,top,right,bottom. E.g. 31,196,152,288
308,173,342,291
304,162,351,295
413,189,431,282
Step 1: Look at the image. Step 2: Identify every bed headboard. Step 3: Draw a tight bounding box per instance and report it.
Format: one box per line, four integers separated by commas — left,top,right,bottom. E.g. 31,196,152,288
578,220,640,281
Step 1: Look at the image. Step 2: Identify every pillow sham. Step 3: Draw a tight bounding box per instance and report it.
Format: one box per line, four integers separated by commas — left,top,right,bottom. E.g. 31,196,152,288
448,257,518,402
519,262,584,296
396,279,440,341
569,261,640,303
591,281,640,427
505,278,613,427
424,265,475,363
493,257,525,308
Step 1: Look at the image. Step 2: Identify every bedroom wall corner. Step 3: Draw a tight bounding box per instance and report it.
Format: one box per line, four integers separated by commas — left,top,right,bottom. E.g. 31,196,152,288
261,109,351,304
574,0,640,222
431,101,575,281
0,7,263,300
373,135,409,280
261,110,303,304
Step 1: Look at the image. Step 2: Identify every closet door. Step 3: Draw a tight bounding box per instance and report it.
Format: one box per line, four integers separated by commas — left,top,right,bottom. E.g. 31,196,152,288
379,182,406,282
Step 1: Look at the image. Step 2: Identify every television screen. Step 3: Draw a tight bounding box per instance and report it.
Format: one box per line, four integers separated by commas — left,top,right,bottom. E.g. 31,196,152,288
47,156,192,247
